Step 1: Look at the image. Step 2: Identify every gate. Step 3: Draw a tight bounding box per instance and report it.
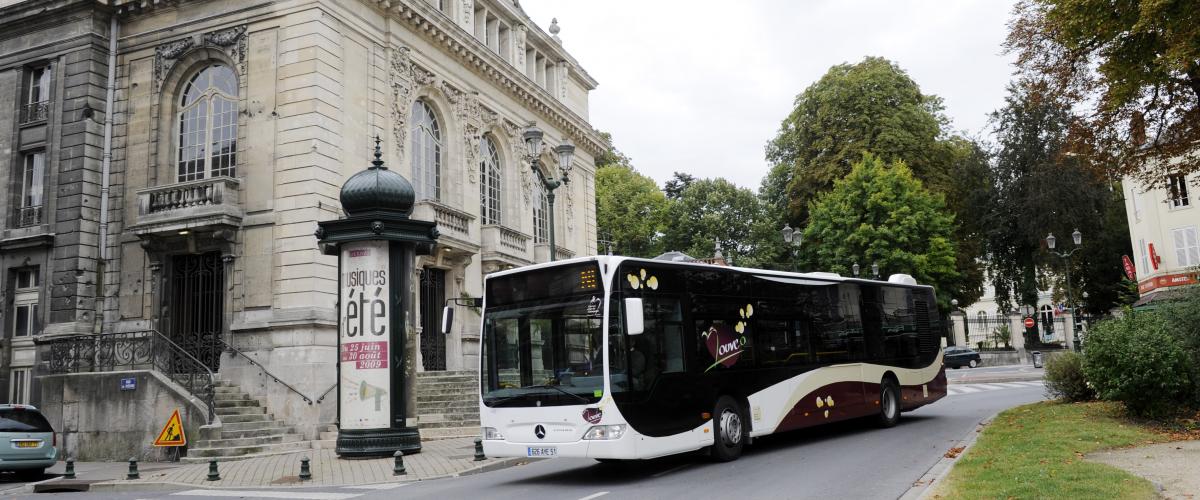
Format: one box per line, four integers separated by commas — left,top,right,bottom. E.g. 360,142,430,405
964,315,1013,350
419,267,447,371
167,252,224,372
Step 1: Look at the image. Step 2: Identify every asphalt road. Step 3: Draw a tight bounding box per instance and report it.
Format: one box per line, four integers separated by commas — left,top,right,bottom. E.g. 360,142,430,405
945,363,1043,383
10,383,1047,500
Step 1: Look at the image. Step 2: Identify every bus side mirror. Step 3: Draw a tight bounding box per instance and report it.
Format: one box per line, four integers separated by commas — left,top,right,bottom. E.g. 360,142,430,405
624,298,644,335
441,306,453,335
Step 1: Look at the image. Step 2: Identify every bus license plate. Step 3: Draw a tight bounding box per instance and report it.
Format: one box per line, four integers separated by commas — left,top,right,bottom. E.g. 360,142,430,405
14,441,40,448
527,446,557,457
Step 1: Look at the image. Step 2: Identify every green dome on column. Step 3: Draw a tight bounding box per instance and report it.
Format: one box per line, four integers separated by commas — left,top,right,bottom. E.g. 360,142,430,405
339,136,415,218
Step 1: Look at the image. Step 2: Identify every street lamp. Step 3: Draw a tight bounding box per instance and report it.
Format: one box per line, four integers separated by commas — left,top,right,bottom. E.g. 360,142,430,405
1046,228,1083,349
871,261,880,280
852,262,860,277
780,224,801,271
525,124,574,262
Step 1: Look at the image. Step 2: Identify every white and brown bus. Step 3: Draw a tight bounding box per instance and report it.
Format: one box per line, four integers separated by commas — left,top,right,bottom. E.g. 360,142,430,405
468,256,947,462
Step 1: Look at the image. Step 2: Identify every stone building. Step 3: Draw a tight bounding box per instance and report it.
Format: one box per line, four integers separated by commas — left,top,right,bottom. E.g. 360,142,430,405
0,0,600,459
1123,170,1199,305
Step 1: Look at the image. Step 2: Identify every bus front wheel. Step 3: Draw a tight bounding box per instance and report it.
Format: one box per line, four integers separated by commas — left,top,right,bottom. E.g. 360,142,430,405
710,395,746,462
877,378,900,428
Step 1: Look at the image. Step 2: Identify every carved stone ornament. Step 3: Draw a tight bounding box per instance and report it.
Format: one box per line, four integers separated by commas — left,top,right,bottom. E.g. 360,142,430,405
389,45,437,162
202,25,249,77
154,37,195,89
503,119,536,206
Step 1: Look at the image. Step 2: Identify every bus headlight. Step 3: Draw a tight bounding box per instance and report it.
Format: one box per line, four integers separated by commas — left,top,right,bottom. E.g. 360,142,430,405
582,424,626,440
482,427,505,440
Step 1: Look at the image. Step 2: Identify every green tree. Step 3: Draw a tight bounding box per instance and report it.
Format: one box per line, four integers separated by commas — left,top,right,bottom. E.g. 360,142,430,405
1007,0,1200,184
594,165,668,258
660,178,764,264
802,154,959,308
594,131,633,168
764,56,987,305
663,172,696,200
986,82,1131,313
767,56,948,222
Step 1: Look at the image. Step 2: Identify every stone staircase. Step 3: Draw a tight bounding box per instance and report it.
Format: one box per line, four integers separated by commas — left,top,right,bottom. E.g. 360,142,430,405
183,380,311,462
417,371,480,440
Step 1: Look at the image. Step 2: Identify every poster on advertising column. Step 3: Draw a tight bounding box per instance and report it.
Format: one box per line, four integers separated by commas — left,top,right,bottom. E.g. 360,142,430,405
340,240,391,430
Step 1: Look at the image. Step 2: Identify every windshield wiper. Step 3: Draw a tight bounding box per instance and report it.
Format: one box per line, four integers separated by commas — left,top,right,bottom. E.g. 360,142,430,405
524,384,590,404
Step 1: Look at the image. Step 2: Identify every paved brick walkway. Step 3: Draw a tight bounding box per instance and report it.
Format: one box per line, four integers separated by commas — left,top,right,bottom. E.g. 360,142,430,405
94,437,513,489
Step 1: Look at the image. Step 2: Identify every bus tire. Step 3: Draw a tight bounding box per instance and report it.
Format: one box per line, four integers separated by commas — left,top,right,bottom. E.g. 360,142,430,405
877,378,901,428
710,395,746,462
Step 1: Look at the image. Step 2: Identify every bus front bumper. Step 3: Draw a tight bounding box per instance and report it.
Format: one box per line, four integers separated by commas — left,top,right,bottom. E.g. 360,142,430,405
482,436,637,460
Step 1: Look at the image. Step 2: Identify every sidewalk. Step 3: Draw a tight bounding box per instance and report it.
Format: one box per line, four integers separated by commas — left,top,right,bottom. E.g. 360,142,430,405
35,437,523,493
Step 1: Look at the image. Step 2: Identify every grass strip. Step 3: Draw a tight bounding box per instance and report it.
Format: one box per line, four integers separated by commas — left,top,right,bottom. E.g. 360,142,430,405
934,401,1167,499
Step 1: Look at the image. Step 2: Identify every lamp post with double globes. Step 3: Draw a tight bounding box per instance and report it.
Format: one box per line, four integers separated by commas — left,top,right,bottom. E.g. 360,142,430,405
780,224,802,271
524,124,575,262
1046,228,1083,349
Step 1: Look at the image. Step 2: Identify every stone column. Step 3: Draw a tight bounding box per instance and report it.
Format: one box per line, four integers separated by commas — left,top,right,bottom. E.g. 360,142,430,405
949,311,966,347
1007,313,1027,360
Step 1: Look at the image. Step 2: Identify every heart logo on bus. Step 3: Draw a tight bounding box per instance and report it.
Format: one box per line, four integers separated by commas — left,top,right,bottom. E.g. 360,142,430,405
702,323,746,372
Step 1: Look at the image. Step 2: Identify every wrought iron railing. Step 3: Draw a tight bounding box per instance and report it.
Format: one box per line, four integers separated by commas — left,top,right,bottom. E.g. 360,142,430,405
215,337,314,405
20,101,49,124
36,330,216,422
316,382,338,405
16,205,42,227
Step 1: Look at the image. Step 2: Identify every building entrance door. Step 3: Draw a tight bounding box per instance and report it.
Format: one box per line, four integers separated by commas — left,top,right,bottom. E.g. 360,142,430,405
168,252,224,371
419,267,446,371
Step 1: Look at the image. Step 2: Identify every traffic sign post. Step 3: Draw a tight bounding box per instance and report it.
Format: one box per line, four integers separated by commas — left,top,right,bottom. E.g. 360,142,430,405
1023,316,1035,329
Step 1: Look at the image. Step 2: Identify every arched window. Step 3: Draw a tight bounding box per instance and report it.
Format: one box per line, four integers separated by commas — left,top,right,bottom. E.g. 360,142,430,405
1039,305,1055,335
411,100,441,200
177,64,237,182
533,185,549,243
479,136,502,225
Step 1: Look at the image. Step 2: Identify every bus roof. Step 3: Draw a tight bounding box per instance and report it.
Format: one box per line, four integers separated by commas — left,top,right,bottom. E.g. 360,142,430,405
484,255,932,290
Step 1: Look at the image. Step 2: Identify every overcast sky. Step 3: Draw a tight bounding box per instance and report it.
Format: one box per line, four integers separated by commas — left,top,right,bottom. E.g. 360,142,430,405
519,0,1018,191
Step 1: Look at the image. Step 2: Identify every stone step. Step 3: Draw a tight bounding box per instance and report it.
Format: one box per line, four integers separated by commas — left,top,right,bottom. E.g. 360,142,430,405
212,393,251,402
419,426,481,440
418,419,481,429
214,386,243,394
220,419,289,432
181,442,318,463
319,430,338,441
416,382,479,392
219,413,274,424
194,433,302,449
419,413,479,423
416,402,479,414
185,439,312,459
218,426,295,440
312,439,336,450
215,406,268,416
214,399,261,408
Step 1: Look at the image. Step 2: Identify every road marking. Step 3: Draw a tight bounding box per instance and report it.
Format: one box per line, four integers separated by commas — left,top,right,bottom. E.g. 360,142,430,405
345,483,407,490
951,386,983,393
974,384,1006,391
994,383,1027,388
173,490,360,499
651,463,691,478
578,491,609,500
948,381,1044,396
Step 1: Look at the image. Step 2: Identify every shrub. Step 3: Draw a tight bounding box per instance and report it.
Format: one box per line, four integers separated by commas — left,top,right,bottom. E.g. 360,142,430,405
1158,287,1200,404
1083,312,1196,418
1043,351,1093,402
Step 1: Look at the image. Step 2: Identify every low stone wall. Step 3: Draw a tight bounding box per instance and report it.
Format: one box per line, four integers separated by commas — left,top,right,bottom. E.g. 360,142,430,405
38,370,211,462
978,348,1070,366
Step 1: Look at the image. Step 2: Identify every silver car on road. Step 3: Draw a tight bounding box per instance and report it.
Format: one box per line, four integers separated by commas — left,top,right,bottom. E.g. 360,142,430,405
0,404,58,479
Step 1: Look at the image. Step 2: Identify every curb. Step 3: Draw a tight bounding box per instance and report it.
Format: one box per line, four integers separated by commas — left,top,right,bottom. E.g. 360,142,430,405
898,410,1001,500
85,456,530,493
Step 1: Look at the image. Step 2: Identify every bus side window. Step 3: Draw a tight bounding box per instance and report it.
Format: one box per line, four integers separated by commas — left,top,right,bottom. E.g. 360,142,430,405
609,298,629,393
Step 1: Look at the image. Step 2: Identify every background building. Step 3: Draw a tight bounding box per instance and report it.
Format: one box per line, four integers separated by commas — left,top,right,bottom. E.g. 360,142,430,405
0,0,601,459
1123,171,1199,305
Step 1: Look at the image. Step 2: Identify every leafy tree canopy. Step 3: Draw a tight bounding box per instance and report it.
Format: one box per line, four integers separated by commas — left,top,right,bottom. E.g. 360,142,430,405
594,165,668,258
802,153,959,308
660,178,763,264
1007,0,1200,184
594,131,633,168
663,172,697,200
766,56,948,222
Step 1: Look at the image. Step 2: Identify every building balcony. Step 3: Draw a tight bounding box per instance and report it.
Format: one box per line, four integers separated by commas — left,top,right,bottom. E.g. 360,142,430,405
413,200,479,258
15,205,42,228
20,101,49,125
128,177,243,237
481,224,532,271
534,242,575,263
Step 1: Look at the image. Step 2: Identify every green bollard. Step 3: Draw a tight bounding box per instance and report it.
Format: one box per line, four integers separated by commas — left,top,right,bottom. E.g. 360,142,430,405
299,456,312,481
207,459,220,481
393,450,406,476
474,437,486,461
126,457,139,480
63,459,76,479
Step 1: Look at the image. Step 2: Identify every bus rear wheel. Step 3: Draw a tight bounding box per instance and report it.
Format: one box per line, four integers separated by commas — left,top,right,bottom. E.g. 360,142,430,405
709,395,746,462
877,378,900,428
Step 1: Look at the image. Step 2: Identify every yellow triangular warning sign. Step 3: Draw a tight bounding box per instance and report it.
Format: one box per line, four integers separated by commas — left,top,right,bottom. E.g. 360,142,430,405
154,409,187,447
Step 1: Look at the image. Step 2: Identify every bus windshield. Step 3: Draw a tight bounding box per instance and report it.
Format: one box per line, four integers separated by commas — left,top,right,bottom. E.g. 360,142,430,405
480,262,606,408
480,297,604,407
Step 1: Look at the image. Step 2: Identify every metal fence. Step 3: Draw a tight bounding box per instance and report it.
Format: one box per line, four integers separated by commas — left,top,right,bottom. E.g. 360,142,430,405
35,330,215,422
964,315,1014,350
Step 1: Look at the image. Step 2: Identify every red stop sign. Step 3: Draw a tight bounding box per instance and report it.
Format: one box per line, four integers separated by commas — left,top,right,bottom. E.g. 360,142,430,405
1023,316,1036,329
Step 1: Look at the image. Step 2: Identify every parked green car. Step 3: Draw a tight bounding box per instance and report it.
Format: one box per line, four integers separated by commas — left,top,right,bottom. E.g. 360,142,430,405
0,405,58,479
